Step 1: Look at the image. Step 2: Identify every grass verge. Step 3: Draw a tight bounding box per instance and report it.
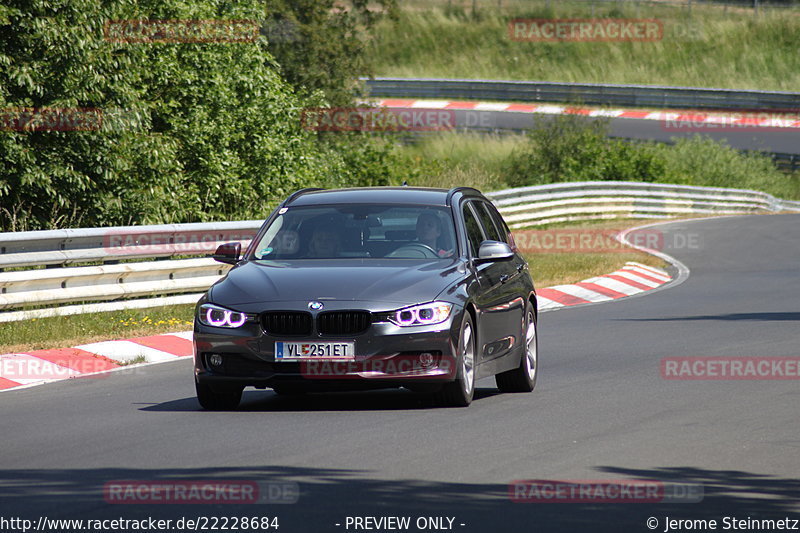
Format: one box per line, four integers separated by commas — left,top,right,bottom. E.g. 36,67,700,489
520,218,670,288
0,305,194,355
526,251,665,290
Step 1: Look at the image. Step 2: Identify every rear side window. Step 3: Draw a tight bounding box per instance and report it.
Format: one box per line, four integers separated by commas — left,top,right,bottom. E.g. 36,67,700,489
476,202,503,242
484,202,514,245
462,203,485,257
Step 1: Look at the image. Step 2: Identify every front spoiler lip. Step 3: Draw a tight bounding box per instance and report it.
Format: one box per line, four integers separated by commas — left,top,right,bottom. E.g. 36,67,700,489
195,369,456,390
195,367,453,382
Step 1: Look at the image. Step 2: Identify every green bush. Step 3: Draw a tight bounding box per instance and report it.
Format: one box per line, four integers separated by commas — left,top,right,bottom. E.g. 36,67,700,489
505,115,665,186
481,113,798,199
647,137,800,199
0,0,405,231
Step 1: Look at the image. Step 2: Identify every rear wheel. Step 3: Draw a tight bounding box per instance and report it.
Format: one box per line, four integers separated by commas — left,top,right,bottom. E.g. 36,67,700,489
436,313,476,407
496,302,538,393
195,381,243,410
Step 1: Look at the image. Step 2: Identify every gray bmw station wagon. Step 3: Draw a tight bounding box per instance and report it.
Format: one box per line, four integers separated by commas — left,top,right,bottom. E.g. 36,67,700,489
193,187,538,409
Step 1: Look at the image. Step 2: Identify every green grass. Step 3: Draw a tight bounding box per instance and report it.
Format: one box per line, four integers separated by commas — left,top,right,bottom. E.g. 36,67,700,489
119,354,148,366
0,305,194,354
370,1,800,91
401,131,521,190
526,251,666,289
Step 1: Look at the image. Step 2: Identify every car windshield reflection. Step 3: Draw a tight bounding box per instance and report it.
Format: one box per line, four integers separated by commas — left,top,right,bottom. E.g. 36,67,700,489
253,205,458,260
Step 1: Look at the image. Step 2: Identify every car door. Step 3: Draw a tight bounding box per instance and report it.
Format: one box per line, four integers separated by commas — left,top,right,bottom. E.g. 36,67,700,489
462,200,524,364
482,200,532,302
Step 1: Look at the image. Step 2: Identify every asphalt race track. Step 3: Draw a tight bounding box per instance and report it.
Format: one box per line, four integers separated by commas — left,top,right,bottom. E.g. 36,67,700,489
1,214,799,532
448,108,800,155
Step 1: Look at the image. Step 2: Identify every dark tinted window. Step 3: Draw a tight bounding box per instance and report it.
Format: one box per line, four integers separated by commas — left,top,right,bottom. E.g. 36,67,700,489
253,204,457,260
484,202,512,244
476,202,503,242
462,203,485,257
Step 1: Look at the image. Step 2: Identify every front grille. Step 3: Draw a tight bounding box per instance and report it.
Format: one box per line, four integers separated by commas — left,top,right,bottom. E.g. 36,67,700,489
317,311,372,336
261,311,313,336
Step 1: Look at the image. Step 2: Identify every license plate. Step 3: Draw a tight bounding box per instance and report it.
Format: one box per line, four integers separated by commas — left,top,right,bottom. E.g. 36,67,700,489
275,342,355,360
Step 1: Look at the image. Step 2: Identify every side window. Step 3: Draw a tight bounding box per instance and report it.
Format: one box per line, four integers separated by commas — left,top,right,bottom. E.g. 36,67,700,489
462,203,485,257
476,202,503,242
484,202,514,245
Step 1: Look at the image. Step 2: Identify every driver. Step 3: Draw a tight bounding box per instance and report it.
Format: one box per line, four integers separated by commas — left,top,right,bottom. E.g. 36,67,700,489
416,212,452,257
307,227,341,258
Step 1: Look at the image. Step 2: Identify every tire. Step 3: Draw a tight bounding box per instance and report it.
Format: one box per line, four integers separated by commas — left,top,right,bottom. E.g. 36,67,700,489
495,302,538,393
436,312,476,407
195,381,243,410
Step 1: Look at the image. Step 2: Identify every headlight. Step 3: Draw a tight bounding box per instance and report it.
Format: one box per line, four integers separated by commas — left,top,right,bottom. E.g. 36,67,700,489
390,301,452,327
198,303,249,328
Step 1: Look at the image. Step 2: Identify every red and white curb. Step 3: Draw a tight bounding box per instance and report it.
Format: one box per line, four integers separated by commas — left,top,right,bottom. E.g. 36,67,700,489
0,262,670,392
0,331,193,392
537,261,670,311
375,99,800,129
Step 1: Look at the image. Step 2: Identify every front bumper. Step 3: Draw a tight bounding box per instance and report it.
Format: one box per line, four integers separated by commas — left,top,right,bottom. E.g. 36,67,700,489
193,316,461,391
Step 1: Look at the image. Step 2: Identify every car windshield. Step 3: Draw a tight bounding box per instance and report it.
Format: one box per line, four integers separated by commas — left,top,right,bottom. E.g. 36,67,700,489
253,204,457,260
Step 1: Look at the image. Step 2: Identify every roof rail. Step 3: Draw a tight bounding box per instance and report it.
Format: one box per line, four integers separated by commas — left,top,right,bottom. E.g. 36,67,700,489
445,187,482,206
281,188,325,206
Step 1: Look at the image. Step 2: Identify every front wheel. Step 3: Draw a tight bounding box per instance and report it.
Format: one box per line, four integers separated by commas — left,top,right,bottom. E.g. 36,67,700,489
496,303,538,393
436,312,476,407
195,381,243,410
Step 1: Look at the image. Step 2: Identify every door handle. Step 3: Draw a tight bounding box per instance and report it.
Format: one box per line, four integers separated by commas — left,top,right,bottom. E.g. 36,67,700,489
499,274,510,284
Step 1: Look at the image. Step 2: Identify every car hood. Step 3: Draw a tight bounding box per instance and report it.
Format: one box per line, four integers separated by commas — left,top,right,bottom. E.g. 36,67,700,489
209,258,465,307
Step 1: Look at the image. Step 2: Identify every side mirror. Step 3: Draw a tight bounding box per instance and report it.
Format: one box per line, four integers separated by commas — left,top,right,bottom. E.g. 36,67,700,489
212,242,241,265
476,240,514,263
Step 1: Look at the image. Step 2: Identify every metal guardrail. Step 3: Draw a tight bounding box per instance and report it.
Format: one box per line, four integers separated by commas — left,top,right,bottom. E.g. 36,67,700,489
772,152,800,173
363,78,800,112
0,220,262,269
2,182,798,322
484,181,799,227
0,220,263,323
